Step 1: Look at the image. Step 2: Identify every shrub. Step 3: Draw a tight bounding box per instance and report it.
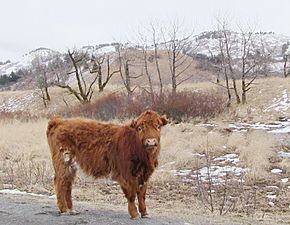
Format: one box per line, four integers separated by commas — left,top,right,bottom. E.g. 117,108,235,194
63,89,227,122
64,93,125,120
153,90,226,121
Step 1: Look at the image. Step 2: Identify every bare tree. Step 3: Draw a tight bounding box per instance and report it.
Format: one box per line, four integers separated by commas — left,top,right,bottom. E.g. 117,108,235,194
90,53,120,92
282,42,290,78
55,49,97,104
216,30,232,106
32,56,51,108
239,27,257,104
162,21,195,95
218,21,241,104
254,36,274,76
283,55,289,78
116,44,142,100
216,20,261,104
38,69,50,108
150,23,163,96
136,31,155,102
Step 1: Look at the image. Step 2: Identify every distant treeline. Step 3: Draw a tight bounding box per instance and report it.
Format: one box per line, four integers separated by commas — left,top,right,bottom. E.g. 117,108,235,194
0,71,21,85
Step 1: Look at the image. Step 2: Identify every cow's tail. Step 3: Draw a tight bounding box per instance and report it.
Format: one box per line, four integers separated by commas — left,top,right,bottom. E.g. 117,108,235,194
47,116,62,136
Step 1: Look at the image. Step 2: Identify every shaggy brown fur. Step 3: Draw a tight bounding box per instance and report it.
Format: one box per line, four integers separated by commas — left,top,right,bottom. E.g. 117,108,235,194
47,110,168,219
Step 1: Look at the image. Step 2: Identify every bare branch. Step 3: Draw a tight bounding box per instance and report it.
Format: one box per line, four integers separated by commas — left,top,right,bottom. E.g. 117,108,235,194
210,81,234,90
176,74,193,86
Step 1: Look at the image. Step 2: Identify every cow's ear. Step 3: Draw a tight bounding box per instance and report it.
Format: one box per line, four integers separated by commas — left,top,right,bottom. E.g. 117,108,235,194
130,119,137,128
160,115,169,126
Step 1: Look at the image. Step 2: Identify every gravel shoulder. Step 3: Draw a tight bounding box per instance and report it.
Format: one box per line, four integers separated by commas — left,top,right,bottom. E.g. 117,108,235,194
0,193,187,225
1,193,289,225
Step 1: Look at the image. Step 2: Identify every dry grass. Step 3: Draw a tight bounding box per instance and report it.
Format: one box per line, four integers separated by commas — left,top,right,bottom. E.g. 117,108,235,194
0,119,53,190
157,122,245,169
278,158,290,174
0,118,279,185
0,119,50,160
231,76,290,122
238,130,276,179
227,132,247,150
157,123,209,170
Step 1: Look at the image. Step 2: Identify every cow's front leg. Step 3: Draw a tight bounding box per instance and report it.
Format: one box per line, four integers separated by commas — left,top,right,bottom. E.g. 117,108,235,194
137,182,149,218
121,186,139,219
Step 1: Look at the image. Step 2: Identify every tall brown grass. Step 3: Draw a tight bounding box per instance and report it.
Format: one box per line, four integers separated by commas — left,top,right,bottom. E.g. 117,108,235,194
0,119,53,191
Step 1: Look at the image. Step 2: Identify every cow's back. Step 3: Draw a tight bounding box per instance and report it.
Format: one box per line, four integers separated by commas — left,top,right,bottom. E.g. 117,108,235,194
47,117,120,178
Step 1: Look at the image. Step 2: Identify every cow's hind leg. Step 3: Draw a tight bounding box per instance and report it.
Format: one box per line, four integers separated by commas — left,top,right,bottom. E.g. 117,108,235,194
63,176,76,214
53,155,77,214
121,185,139,219
54,173,76,214
54,175,67,213
137,183,149,218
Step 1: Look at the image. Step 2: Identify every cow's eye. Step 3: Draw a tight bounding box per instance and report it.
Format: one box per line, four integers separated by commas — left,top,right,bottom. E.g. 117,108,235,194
157,124,161,130
137,126,142,132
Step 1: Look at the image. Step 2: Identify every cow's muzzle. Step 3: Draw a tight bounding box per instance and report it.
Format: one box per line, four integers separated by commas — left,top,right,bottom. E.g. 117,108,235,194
144,138,158,150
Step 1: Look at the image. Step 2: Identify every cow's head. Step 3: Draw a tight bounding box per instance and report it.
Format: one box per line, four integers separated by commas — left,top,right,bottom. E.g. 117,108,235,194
130,110,168,151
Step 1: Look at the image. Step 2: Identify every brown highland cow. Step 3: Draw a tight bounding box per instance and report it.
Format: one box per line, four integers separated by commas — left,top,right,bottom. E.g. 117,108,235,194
46,110,168,219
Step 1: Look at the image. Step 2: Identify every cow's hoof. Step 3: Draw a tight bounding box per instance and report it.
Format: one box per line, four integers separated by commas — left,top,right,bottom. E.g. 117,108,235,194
141,214,150,219
131,214,140,220
68,210,79,215
60,209,79,215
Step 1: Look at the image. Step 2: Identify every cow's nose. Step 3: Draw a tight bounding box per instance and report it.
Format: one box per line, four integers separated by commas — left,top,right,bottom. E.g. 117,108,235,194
144,138,158,148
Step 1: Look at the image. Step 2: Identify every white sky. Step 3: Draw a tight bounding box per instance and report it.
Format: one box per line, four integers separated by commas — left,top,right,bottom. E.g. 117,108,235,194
1,0,290,62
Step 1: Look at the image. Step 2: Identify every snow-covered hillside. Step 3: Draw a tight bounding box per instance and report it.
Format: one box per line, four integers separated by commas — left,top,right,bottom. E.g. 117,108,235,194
1,31,290,77
81,43,118,56
0,44,121,77
195,31,290,57
0,47,60,76
193,31,290,73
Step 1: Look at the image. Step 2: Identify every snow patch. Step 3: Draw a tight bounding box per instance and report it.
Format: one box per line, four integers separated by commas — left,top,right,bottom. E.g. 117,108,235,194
192,153,205,157
268,126,290,134
213,154,239,164
267,194,277,200
175,169,192,176
173,153,246,184
281,178,289,183
266,185,279,189
269,202,275,207
230,120,290,134
0,92,36,112
0,189,55,199
279,151,290,158
271,168,283,174
265,90,290,113
195,165,246,182
160,161,176,168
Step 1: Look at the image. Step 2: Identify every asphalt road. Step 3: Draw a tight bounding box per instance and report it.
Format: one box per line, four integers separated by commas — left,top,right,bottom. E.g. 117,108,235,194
0,193,188,225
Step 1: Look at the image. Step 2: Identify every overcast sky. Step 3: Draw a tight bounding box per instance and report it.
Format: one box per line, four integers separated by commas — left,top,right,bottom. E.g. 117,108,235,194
1,0,290,62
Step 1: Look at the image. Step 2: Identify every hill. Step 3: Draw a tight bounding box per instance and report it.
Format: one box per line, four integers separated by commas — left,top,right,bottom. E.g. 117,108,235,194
0,31,289,91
